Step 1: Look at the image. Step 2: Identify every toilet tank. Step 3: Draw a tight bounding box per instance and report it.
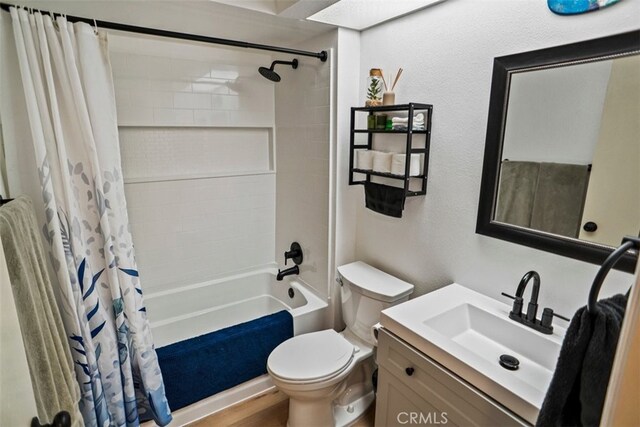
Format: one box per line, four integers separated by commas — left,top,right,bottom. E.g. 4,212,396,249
337,261,414,345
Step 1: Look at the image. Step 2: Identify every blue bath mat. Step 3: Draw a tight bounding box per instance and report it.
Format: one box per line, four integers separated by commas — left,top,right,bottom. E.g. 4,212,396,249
156,310,293,411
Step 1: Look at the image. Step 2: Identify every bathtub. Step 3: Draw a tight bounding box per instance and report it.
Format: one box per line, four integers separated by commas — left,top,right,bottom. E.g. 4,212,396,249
144,267,328,425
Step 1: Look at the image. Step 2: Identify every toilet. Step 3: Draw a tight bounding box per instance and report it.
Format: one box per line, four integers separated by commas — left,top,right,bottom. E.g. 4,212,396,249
267,261,414,427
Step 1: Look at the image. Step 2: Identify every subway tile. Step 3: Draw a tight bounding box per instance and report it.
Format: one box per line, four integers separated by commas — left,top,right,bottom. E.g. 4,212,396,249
117,105,153,126
153,108,194,126
192,82,229,95
227,110,273,127
145,79,171,92
171,59,212,78
193,110,229,126
110,40,341,296
310,106,330,125
209,69,240,80
150,91,174,108
171,81,193,92
123,56,149,77
114,87,130,107
128,88,154,107
305,86,330,107
109,53,128,74
306,125,330,143
174,92,212,109
211,94,240,111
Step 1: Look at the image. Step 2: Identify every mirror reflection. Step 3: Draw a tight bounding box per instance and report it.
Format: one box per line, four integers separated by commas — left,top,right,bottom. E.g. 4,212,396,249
494,54,640,247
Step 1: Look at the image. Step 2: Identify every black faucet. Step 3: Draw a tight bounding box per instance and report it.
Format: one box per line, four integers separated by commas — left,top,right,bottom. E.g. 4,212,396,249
502,271,557,335
516,270,540,323
277,265,299,281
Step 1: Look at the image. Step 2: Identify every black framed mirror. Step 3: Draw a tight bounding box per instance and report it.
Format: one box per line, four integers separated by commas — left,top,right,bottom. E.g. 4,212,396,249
477,30,640,273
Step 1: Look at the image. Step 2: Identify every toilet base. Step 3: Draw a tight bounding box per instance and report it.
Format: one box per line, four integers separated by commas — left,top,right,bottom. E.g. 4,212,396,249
334,389,375,427
286,389,375,427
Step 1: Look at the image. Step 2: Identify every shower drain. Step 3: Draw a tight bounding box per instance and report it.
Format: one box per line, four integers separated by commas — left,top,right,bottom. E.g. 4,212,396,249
499,354,520,371
288,288,295,299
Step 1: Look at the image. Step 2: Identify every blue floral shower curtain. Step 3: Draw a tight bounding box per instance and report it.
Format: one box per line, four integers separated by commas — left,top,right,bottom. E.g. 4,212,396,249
9,8,171,426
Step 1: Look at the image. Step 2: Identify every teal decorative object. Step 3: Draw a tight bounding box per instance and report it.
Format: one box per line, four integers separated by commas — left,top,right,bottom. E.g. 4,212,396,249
548,0,622,15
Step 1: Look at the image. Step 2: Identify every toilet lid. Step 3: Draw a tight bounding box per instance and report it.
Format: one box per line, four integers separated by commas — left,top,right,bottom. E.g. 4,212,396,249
268,330,354,382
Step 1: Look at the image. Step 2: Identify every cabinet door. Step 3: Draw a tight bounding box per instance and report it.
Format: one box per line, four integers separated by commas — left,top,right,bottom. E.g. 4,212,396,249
377,329,529,426
376,366,452,427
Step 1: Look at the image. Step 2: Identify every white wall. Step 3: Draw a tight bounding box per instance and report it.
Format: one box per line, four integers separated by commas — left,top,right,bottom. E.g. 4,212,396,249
275,31,336,302
108,34,277,294
354,0,639,316
502,59,612,164
331,28,361,328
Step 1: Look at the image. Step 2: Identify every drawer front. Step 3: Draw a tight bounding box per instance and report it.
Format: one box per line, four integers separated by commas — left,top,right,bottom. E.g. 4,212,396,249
377,329,528,427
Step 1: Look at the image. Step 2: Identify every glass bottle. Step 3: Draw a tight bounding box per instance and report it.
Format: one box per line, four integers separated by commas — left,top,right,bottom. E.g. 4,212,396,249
366,68,383,106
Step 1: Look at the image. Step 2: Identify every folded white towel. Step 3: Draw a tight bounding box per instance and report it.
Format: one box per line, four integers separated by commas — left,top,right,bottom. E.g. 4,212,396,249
391,153,423,176
372,152,393,173
392,124,425,131
391,119,425,126
391,113,425,124
355,150,375,170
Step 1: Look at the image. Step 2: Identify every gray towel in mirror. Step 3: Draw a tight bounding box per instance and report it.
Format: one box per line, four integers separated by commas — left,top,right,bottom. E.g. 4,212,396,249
530,162,590,238
495,161,540,227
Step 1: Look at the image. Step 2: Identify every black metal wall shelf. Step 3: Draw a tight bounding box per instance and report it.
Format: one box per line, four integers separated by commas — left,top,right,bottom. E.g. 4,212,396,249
349,102,433,198
353,129,430,134
352,168,426,180
352,103,433,112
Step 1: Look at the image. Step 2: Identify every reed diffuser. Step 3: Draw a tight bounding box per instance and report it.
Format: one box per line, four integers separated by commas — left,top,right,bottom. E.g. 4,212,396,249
382,68,403,106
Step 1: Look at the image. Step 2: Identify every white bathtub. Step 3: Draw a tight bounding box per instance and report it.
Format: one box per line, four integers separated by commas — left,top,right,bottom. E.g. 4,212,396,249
144,267,328,425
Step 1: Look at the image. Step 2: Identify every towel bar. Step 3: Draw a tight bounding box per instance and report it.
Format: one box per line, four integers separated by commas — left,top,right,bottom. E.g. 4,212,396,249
588,236,640,313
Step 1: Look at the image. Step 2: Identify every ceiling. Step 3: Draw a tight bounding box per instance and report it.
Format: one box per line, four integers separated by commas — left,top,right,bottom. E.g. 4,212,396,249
5,0,335,47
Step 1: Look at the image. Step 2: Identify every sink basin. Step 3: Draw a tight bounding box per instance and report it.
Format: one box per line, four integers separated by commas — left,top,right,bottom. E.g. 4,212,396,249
380,283,567,424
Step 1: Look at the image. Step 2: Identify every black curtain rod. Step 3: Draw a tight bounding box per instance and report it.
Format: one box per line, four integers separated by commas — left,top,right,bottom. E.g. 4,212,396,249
0,2,328,62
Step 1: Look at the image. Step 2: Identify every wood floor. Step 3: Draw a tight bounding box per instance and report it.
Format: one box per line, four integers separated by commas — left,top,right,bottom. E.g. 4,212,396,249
189,389,375,427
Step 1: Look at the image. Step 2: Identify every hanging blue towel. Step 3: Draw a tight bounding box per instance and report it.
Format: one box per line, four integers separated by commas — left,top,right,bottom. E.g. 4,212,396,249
156,310,293,411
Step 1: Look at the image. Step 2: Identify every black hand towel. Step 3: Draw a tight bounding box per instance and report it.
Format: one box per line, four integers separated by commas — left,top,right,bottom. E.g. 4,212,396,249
536,293,628,427
364,182,406,218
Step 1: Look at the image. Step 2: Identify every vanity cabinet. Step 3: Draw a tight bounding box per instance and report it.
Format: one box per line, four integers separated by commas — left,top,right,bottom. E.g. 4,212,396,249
375,329,529,427
349,103,432,197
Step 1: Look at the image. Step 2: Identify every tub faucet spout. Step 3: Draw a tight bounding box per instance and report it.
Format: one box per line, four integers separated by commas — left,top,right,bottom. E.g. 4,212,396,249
277,265,299,281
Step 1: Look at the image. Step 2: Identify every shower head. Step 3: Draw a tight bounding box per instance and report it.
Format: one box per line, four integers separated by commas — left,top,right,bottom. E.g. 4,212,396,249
258,66,281,82
258,59,298,82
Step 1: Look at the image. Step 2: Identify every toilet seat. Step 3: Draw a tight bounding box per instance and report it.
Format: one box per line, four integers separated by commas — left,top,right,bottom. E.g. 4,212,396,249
268,330,354,383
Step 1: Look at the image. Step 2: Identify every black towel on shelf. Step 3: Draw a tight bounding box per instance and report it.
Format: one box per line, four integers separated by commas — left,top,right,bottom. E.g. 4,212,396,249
364,182,406,218
536,292,628,427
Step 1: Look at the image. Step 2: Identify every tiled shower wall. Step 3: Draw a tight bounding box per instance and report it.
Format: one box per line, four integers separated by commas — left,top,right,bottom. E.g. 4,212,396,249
275,34,335,300
108,34,276,294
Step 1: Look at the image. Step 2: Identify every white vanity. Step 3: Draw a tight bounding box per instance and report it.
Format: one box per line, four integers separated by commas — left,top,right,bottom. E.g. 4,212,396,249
375,284,567,426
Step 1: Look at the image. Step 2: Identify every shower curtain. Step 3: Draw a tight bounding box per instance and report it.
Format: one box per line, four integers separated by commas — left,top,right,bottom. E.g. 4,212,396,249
8,7,171,426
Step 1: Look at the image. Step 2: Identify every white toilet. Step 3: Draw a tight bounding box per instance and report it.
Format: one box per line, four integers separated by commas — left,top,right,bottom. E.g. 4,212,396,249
267,261,414,427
